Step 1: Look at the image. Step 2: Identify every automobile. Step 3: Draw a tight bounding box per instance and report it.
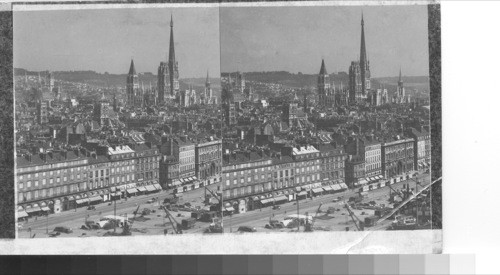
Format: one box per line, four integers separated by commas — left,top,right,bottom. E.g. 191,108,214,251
53,226,73,234
48,231,60,237
332,198,341,202
237,226,257,233
87,205,96,211
146,199,155,204
272,205,281,210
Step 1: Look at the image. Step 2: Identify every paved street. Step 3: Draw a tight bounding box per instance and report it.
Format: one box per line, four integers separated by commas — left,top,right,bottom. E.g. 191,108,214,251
223,173,430,232
19,173,429,237
19,182,218,235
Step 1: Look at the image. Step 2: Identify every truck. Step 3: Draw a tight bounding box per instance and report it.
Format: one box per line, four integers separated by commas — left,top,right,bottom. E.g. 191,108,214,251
164,195,179,205
181,218,196,230
191,211,205,220
201,211,217,222
364,215,379,227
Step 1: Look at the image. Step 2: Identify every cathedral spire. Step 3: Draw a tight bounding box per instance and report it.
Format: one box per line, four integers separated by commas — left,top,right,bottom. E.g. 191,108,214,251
128,59,137,75
319,59,327,75
398,67,403,85
360,13,367,69
206,70,210,84
169,14,176,67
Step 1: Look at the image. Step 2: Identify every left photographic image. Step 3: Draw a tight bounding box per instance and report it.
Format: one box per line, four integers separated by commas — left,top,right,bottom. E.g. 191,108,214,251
14,5,222,238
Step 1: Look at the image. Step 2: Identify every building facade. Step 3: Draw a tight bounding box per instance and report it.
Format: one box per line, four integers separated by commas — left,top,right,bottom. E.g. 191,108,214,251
195,137,222,183
345,155,365,187
381,138,415,178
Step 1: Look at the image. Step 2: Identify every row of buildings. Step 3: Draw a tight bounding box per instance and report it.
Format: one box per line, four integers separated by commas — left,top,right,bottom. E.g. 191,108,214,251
221,127,430,213
16,135,222,216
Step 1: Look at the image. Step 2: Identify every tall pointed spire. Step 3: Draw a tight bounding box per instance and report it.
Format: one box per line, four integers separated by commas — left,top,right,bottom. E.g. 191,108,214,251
398,67,404,86
128,59,137,75
360,13,367,69
319,59,327,75
169,14,176,67
206,70,210,84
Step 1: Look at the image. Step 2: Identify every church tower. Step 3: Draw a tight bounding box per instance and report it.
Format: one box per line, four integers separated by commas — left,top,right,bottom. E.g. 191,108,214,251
127,59,139,107
359,13,371,95
168,15,180,97
205,70,212,103
317,59,330,106
396,68,405,103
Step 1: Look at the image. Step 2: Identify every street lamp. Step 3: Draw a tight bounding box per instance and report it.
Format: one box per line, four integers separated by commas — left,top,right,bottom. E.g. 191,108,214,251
45,213,49,235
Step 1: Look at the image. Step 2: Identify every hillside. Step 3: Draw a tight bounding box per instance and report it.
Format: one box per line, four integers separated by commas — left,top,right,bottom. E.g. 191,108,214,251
14,68,221,90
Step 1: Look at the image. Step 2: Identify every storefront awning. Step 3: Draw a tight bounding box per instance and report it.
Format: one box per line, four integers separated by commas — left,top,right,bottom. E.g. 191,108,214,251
359,179,368,185
274,195,287,202
137,186,147,192
127,188,138,194
331,184,340,191
297,191,308,196
312,188,323,194
261,199,273,204
145,185,156,192
224,206,235,212
295,187,301,192
41,206,51,212
89,196,102,202
25,206,42,213
76,198,90,204
323,186,333,192
18,210,29,218
339,183,348,190
153,184,162,190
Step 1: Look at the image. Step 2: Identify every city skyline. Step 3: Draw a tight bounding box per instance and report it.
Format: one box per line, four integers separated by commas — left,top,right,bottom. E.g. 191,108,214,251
220,5,429,77
13,7,221,78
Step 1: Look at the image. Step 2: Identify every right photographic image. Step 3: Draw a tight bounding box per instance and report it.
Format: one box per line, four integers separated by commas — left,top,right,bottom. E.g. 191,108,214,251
219,4,437,233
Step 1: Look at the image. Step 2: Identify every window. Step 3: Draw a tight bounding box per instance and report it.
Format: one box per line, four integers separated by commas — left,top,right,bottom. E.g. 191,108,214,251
27,181,31,188
19,182,24,189
49,178,53,184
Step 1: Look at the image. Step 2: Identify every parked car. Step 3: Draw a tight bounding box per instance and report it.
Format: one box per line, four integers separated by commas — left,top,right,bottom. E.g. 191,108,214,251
146,199,155,204
272,205,281,210
87,205,96,211
48,231,60,237
237,226,257,233
53,226,73,234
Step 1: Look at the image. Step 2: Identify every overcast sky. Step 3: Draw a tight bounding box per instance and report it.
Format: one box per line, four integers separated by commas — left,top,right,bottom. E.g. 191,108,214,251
220,5,429,77
14,7,220,78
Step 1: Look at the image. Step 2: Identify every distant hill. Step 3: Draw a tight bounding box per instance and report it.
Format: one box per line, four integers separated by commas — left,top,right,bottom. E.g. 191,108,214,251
229,71,429,93
240,71,349,89
14,68,221,90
